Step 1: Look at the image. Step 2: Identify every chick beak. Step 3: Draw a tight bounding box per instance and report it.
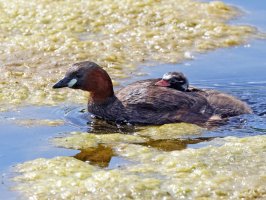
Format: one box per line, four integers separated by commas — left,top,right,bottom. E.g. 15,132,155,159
155,79,170,87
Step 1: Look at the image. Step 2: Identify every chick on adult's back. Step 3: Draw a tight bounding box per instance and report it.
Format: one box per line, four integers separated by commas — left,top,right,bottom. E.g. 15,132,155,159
155,71,252,118
53,61,252,126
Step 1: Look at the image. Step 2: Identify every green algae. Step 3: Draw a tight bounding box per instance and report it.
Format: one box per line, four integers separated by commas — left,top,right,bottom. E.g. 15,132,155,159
53,123,202,150
53,132,147,150
15,119,65,127
0,0,258,108
137,123,203,140
14,135,266,199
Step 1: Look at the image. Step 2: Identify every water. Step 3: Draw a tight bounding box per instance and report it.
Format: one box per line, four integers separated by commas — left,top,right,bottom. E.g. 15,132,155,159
1,1,266,199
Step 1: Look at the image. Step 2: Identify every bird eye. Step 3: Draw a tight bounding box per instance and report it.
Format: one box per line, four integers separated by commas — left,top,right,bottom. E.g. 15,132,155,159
171,79,183,84
76,73,82,78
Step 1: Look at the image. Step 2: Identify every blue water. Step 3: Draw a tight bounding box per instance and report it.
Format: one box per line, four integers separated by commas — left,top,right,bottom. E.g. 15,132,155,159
0,1,266,199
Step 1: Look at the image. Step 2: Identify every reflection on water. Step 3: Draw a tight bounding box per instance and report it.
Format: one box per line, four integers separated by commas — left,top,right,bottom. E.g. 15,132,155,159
73,139,214,167
74,145,114,168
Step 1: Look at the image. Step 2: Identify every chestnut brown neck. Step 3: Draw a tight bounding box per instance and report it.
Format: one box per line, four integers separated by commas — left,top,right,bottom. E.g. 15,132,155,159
86,68,115,104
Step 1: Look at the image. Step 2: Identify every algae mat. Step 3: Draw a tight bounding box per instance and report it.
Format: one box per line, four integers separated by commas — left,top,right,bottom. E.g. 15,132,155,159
14,135,266,199
0,0,257,109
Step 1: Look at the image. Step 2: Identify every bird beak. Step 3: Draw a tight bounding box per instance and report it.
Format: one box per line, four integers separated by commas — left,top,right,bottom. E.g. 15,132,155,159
155,79,170,87
53,77,73,89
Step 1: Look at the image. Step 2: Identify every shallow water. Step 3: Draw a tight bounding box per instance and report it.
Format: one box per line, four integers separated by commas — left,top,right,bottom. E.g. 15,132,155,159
0,0,266,199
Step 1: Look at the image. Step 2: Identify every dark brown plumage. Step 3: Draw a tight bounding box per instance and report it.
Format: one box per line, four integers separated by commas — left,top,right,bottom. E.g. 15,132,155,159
155,71,252,119
53,61,252,126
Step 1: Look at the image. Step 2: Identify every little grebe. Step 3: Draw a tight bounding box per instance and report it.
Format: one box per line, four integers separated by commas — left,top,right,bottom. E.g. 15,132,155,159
155,71,189,91
53,61,252,126
155,72,252,118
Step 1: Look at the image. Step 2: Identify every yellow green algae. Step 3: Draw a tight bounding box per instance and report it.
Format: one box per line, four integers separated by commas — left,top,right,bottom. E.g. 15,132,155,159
14,135,266,199
0,0,258,108
53,132,148,149
15,119,65,127
137,123,203,140
53,123,203,150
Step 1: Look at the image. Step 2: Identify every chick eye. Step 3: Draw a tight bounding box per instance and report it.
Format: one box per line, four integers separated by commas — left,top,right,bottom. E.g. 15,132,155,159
171,79,183,84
